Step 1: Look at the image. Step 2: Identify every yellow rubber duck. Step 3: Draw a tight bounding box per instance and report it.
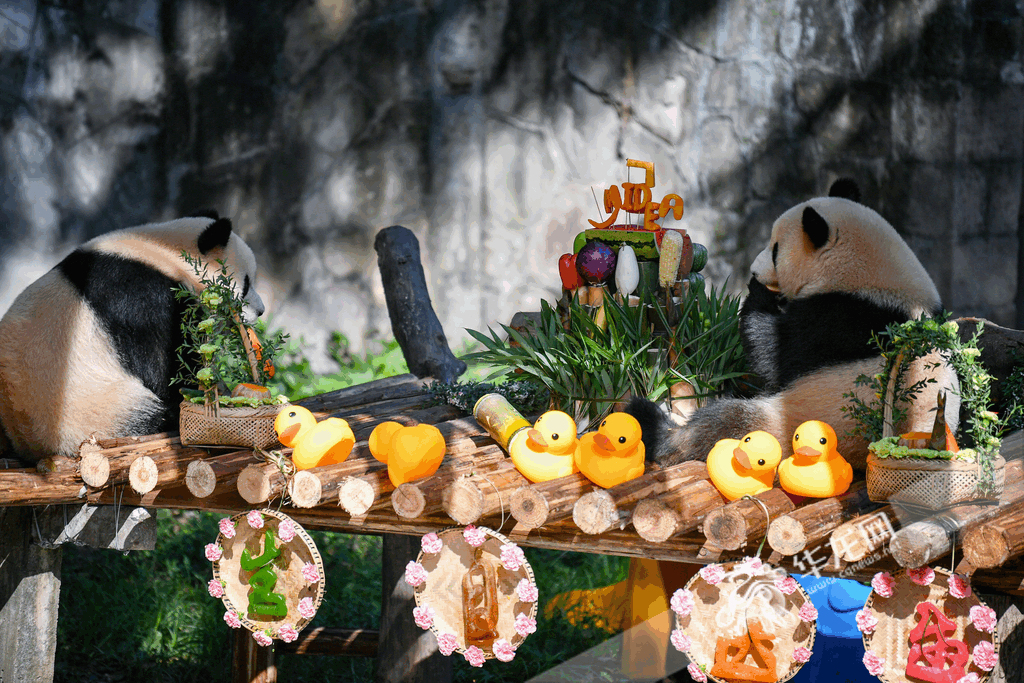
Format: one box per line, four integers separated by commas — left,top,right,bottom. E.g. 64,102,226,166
368,421,447,486
274,405,355,471
510,410,581,483
779,420,853,497
576,413,645,488
706,431,782,501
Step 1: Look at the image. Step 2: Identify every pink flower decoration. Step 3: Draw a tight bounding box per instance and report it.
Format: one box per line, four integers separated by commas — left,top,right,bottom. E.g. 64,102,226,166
908,566,935,586
493,639,516,662
278,520,296,543
218,517,235,539
970,605,997,633
958,674,980,683
207,579,224,598
302,563,320,584
464,645,486,667
775,576,799,596
253,630,273,647
973,640,998,671
413,606,435,630
278,625,299,643
247,510,264,529
798,602,818,622
404,561,428,587
856,609,878,634
437,632,458,656
949,573,972,599
204,543,223,562
670,629,692,652
863,651,885,676
743,556,763,571
699,564,725,585
223,610,242,628
501,543,527,571
298,597,316,620
687,663,708,682
515,613,537,637
421,532,443,555
793,647,811,663
517,579,539,603
871,572,895,597
463,525,487,547
670,588,694,617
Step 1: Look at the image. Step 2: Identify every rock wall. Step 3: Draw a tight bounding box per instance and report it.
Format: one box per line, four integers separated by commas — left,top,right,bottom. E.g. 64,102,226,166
1,0,1021,370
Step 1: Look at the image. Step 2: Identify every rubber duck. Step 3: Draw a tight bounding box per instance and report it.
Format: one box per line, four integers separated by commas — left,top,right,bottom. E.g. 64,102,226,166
368,421,405,463
378,423,446,487
779,421,853,497
576,413,645,488
510,410,581,483
706,431,782,501
274,405,355,471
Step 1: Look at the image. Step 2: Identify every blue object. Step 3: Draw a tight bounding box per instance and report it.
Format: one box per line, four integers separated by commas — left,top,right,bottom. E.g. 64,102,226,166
788,574,875,683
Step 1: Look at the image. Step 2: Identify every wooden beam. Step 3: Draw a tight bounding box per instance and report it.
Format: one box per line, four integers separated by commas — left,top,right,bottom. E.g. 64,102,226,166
277,627,379,657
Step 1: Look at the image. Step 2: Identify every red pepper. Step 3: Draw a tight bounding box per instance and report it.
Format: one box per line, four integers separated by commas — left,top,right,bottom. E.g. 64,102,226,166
558,253,583,290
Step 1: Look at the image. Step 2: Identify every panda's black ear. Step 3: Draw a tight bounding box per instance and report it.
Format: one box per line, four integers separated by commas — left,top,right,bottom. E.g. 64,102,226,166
198,217,233,254
828,178,861,203
802,207,831,250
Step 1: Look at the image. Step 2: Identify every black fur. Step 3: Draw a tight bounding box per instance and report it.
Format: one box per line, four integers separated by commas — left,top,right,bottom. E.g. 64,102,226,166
58,250,187,433
739,275,913,391
828,178,862,203
802,207,830,250
197,217,233,255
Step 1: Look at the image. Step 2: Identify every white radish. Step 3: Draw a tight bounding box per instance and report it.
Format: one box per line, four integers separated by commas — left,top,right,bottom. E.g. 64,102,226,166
614,245,640,298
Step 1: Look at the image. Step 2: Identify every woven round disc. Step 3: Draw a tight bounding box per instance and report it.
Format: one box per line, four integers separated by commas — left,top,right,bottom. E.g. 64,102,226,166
414,527,538,659
212,509,325,639
675,561,816,683
861,569,999,683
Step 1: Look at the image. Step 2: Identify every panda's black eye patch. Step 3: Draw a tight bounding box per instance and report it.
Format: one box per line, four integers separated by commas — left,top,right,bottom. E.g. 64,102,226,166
242,275,250,297
772,243,778,267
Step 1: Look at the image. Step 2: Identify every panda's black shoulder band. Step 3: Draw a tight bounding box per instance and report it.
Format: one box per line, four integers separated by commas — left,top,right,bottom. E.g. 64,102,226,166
197,217,233,254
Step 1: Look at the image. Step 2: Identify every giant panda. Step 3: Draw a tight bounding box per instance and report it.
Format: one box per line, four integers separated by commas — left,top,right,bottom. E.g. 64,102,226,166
627,179,959,470
0,215,264,462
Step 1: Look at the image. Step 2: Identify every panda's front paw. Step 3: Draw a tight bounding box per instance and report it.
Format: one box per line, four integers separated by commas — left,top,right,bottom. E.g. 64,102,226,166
742,276,783,315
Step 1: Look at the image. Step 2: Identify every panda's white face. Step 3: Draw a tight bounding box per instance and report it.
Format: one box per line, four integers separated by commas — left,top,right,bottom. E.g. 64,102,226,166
226,237,265,324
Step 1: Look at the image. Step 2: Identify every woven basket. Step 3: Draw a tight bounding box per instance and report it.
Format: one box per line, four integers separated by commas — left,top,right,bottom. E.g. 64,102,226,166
179,400,284,450
866,452,1005,510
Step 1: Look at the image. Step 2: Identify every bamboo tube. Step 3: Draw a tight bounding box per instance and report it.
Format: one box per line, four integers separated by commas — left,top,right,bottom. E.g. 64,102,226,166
766,481,874,556
571,462,706,535
631,479,727,542
702,489,795,551
185,451,257,498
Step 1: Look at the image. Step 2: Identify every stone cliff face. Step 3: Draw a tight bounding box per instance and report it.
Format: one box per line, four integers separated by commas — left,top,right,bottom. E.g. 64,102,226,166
1,0,1022,370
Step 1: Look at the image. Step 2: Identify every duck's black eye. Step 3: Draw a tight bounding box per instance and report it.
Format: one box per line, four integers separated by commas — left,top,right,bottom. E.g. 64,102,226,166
758,459,766,466
601,420,607,427
619,436,627,443
551,433,559,440
288,411,296,417
794,433,799,441
744,436,751,442
819,437,827,445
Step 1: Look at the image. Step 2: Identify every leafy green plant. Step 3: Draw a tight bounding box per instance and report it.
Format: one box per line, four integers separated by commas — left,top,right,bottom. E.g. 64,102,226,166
463,285,749,426
173,253,287,406
267,332,409,400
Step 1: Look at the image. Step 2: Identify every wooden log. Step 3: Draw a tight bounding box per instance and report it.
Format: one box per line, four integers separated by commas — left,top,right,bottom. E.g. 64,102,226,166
375,225,466,383
510,474,594,529
443,463,529,525
572,462,707,535
277,627,379,657
632,479,727,542
339,468,394,516
185,451,255,498
237,461,291,505
889,459,1024,568
767,481,875,556
35,455,80,475
296,373,426,413
0,469,87,506
962,505,1024,568
78,435,183,488
287,453,385,509
392,446,506,519
702,489,796,551
830,505,903,563
128,447,209,494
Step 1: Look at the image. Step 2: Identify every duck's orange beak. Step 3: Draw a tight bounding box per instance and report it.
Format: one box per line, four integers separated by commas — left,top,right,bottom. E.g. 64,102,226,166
795,446,822,458
593,433,613,451
278,423,302,446
733,446,751,469
527,429,548,448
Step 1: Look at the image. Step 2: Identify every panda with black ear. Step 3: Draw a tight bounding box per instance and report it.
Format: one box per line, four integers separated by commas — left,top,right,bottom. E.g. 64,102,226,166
627,179,959,470
0,215,265,462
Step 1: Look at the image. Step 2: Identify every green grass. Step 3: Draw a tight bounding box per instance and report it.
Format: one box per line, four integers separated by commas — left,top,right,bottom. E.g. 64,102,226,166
54,334,629,682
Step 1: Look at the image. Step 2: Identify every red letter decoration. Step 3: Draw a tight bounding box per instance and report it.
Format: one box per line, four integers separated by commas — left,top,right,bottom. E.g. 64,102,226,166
906,602,969,683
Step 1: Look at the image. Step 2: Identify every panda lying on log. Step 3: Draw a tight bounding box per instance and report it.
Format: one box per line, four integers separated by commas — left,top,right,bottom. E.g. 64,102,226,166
627,179,960,471
0,216,264,463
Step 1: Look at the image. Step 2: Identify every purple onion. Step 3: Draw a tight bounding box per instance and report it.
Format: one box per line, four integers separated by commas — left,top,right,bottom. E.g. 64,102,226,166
576,241,617,285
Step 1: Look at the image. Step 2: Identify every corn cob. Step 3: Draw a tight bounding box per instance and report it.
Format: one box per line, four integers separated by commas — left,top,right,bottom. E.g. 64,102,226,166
658,230,684,290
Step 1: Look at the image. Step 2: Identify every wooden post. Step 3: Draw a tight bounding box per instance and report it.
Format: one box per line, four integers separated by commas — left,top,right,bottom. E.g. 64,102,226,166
231,628,275,683
0,506,62,683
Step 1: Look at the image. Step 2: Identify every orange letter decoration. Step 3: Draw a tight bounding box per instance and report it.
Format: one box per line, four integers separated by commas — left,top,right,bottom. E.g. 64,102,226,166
906,602,969,683
710,620,778,682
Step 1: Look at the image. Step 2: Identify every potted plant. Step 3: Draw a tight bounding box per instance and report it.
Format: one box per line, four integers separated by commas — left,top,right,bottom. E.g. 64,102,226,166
845,315,1013,508
175,253,289,449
